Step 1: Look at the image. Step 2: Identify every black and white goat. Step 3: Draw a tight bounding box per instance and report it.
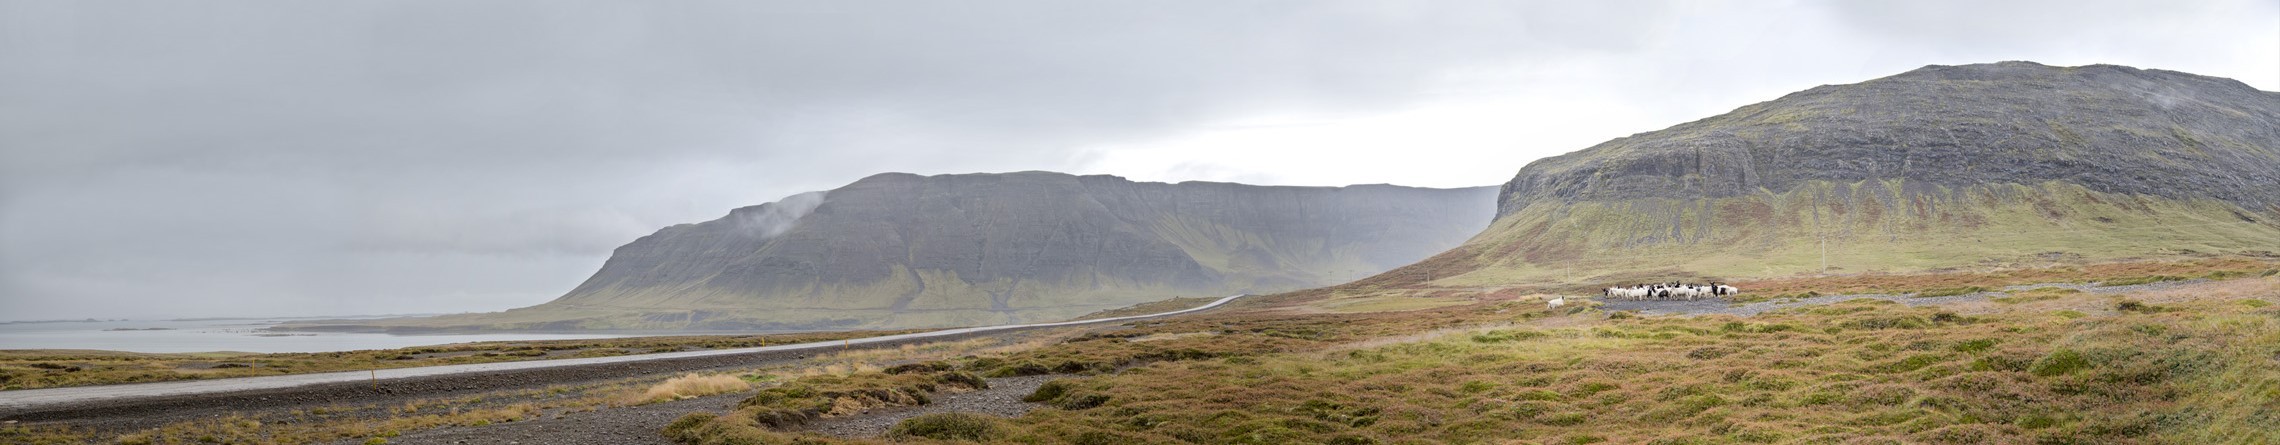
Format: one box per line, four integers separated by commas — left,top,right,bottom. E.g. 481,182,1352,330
1602,282,1741,301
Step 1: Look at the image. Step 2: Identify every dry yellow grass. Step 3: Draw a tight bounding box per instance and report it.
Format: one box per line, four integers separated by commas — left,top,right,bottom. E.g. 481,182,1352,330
626,374,752,405
797,362,885,378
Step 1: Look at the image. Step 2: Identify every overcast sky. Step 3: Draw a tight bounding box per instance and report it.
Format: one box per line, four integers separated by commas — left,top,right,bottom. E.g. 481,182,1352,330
2,1,2275,320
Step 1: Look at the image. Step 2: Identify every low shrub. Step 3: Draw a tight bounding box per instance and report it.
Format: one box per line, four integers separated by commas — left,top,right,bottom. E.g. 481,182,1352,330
1055,393,1111,410
2030,349,2091,377
983,361,1055,377
1951,339,1998,354
1470,329,1548,343
662,412,716,435
936,370,988,389
883,361,954,375
2099,275,2186,286
2203,270,2257,280
1843,316,1929,330
1540,412,1587,426
1025,379,1073,403
1993,287,2078,304
1685,347,1734,360
1914,287,1987,298
888,412,1008,441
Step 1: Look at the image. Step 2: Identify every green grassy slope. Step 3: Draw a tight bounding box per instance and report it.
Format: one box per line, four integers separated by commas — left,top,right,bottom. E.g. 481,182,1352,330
1443,180,2280,287
1436,62,2280,286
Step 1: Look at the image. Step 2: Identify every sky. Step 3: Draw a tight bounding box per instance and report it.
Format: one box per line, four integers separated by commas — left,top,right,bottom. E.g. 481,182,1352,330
2,0,2275,320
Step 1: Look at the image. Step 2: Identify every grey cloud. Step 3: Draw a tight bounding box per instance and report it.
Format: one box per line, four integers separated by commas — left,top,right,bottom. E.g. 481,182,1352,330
6,1,1664,319
0,0,2271,320
1824,0,2227,48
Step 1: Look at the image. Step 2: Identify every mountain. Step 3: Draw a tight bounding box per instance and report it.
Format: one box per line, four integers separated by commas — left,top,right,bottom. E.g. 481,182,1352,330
1416,61,2280,287
393,172,1496,330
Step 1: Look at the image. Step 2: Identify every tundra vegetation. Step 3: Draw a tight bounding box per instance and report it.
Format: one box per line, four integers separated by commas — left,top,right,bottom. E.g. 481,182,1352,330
6,258,2277,444
661,258,2280,445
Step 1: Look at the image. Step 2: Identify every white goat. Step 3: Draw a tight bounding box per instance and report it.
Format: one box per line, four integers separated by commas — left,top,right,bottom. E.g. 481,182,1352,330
1605,287,1651,300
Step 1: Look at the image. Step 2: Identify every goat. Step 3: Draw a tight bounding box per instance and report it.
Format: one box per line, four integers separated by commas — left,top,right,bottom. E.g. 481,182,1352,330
1602,282,1738,301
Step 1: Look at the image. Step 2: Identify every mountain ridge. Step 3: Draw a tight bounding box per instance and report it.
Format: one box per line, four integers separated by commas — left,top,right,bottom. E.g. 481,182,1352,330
1498,61,2280,217
1438,61,2280,287
367,171,1497,331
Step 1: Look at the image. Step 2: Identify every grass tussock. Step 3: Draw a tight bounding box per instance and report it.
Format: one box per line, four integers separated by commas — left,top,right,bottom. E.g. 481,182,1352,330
2100,275,2190,286
888,412,1010,441
1992,287,2080,304
662,365,993,443
627,373,752,405
1913,286,1988,298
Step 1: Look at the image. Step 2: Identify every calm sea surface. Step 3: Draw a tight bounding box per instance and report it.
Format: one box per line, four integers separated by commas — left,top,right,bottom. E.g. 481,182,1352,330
0,318,636,353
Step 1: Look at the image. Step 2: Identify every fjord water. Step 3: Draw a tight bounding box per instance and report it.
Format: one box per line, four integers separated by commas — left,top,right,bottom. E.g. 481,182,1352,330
0,318,632,353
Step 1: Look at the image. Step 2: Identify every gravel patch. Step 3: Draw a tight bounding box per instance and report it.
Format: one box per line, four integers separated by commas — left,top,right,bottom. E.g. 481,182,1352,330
1597,279,2211,317
1999,279,2208,294
799,375,1056,439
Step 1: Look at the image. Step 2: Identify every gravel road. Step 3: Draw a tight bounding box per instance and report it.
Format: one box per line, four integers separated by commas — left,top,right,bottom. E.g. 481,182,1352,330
0,295,1245,436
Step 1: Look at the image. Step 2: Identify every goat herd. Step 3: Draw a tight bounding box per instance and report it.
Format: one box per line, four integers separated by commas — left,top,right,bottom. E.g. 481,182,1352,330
1602,282,1739,301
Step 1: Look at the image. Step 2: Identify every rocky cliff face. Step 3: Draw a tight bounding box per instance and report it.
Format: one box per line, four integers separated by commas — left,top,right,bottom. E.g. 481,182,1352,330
1438,62,2280,285
461,172,1496,330
1500,62,2280,215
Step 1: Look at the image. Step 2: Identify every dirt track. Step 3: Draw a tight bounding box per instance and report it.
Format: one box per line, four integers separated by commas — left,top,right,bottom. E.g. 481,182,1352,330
4,330,958,434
